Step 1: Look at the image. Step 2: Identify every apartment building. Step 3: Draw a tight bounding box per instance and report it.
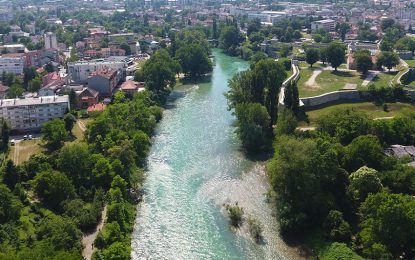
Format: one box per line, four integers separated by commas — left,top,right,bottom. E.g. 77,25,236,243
0,55,26,74
44,32,58,49
67,59,126,84
311,19,336,32
0,95,70,131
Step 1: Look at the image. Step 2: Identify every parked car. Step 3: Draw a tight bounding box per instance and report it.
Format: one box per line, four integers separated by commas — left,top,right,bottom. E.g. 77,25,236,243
10,139,15,146
23,135,27,140
28,135,33,140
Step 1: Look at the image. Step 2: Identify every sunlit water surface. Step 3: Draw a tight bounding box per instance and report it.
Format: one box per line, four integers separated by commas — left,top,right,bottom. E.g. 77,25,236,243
131,50,300,260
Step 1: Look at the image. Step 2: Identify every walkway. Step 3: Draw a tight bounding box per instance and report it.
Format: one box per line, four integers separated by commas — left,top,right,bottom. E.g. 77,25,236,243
362,71,380,86
82,205,107,260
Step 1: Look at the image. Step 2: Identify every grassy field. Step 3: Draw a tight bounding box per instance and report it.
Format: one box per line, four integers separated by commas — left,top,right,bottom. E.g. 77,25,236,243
9,139,43,165
302,102,415,126
298,69,364,97
404,59,415,67
370,71,397,87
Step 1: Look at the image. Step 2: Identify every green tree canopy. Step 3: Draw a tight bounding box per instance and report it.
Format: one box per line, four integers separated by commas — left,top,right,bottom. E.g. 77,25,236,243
326,42,346,71
41,119,69,151
305,48,320,67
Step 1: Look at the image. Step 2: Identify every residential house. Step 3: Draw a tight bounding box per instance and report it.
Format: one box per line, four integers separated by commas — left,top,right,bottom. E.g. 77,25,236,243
120,80,145,95
76,87,99,109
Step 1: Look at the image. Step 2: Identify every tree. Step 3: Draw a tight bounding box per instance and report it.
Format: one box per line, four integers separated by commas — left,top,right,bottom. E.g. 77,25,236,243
348,166,382,203
235,103,270,153
316,108,370,145
37,215,82,251
275,109,297,136
337,22,351,42
377,51,400,71
326,42,346,71
23,67,37,87
324,210,351,242
394,37,415,53
1,160,19,189
322,243,363,260
41,119,69,151
320,47,328,64
268,136,349,235
0,118,10,151
8,84,24,98
63,113,76,133
212,18,218,39
175,43,212,78
57,143,92,189
380,18,395,31
101,242,130,260
119,42,131,55
358,193,415,259
305,48,319,67
219,25,242,55
33,170,76,211
68,89,77,109
342,135,384,172
28,77,42,92
355,49,373,75
247,18,261,36
0,184,22,224
142,49,180,102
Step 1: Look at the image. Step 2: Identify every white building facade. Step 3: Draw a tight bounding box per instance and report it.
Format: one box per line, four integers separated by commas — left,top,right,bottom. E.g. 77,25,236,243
0,95,70,131
311,19,336,32
67,59,126,84
44,32,58,49
0,56,25,74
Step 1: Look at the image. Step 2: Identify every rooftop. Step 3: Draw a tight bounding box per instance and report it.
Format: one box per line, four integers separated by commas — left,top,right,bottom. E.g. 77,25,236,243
0,95,69,107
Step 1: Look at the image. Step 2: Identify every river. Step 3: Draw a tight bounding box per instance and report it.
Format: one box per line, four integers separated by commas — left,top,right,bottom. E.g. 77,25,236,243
131,49,300,260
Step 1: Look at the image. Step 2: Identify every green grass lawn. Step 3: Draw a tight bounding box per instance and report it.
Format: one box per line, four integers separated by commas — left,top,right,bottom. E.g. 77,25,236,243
298,69,364,97
370,71,397,87
298,61,328,69
404,59,415,67
302,102,415,126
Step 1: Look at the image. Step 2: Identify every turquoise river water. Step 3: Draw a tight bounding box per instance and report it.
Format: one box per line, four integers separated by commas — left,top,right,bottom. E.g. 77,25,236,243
131,50,300,260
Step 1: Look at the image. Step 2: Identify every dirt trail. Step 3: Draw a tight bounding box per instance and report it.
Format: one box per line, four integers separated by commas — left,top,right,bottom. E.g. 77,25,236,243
304,68,323,89
82,205,107,260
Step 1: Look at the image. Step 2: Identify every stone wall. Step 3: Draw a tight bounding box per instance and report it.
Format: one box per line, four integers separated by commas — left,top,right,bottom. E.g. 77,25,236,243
300,90,370,108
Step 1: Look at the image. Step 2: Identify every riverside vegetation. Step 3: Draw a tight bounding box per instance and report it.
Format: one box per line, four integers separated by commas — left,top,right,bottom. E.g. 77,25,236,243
0,28,213,260
226,50,415,258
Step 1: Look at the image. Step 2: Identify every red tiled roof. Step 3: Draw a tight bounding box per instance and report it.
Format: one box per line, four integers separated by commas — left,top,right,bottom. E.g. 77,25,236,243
121,80,145,90
87,103,106,112
89,68,117,79
0,84,9,92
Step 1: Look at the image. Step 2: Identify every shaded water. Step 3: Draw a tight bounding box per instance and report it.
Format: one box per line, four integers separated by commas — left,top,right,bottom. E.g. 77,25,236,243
131,50,300,260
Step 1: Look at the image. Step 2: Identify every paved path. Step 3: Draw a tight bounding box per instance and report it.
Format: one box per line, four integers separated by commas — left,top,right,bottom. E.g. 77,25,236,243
362,71,380,86
77,120,87,132
82,205,107,260
304,68,323,89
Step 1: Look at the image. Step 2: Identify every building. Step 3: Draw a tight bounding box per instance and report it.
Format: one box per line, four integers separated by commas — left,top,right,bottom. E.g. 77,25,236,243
44,32,58,49
67,59,127,84
0,84,9,98
76,87,99,109
311,19,336,32
87,68,121,97
0,95,70,131
120,80,145,95
0,44,26,54
0,55,26,74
